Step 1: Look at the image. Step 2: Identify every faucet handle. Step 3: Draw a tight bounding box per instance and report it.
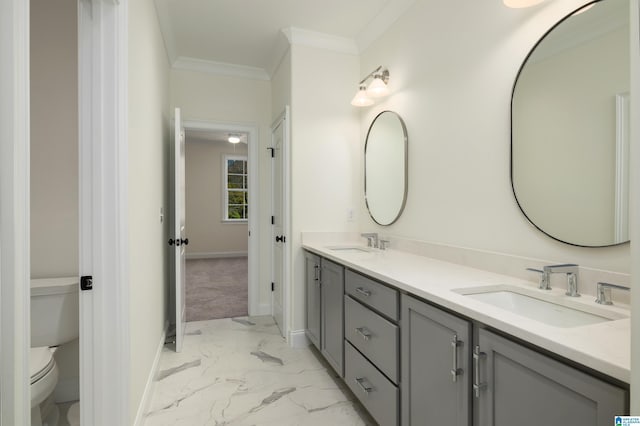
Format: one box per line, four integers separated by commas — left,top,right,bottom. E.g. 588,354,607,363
379,239,390,250
526,268,550,290
595,282,629,305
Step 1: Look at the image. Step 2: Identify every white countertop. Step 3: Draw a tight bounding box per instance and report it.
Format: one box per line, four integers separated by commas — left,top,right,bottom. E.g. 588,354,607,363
303,242,631,384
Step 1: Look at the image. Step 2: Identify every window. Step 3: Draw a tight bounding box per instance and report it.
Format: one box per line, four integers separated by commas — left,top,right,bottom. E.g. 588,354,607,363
224,155,248,221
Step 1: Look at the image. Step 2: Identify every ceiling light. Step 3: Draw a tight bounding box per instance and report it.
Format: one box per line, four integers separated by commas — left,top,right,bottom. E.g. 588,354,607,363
228,134,241,144
351,85,374,107
503,0,545,8
351,66,390,107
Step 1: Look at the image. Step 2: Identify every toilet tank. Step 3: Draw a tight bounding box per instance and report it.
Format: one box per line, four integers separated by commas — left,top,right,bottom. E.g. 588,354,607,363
31,277,79,347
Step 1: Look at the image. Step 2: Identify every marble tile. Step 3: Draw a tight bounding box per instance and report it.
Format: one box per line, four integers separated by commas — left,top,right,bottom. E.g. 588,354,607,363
143,316,375,426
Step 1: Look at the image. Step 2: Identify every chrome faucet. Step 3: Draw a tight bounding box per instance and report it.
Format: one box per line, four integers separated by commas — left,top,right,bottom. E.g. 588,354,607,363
361,233,379,248
595,282,630,305
526,263,580,296
546,264,580,297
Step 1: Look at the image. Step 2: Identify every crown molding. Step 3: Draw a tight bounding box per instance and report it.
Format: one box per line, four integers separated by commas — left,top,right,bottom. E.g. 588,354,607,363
172,56,270,81
281,27,359,55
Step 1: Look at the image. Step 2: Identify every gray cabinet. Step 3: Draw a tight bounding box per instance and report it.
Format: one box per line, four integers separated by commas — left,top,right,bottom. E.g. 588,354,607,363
345,341,399,426
320,258,344,376
345,270,400,426
475,328,628,426
401,294,472,426
304,251,321,350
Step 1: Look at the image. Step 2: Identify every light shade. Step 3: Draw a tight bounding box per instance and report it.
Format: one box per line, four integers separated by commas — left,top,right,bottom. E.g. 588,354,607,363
228,134,241,144
366,76,390,98
503,0,545,8
351,85,374,107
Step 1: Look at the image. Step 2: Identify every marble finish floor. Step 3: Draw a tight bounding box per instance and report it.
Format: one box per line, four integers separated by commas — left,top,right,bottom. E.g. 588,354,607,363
143,316,375,425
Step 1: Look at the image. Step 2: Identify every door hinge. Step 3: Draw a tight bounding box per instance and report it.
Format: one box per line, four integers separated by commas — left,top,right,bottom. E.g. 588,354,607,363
271,282,275,291
80,275,93,291
271,216,275,225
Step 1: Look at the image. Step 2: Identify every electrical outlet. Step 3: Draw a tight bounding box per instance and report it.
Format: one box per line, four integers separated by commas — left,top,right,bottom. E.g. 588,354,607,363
160,207,164,223
347,208,354,222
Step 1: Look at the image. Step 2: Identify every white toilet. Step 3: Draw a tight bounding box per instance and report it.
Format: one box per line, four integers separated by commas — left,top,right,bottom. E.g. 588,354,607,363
30,277,79,426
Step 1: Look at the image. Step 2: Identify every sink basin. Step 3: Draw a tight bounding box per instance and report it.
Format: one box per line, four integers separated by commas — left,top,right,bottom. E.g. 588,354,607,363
326,246,372,253
454,285,627,328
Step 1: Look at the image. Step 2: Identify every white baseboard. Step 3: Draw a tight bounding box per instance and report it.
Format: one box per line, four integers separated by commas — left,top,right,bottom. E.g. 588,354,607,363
256,302,271,316
289,329,310,348
133,322,168,426
186,251,248,260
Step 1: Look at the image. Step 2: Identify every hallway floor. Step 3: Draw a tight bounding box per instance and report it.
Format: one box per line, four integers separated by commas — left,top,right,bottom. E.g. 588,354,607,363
186,257,248,321
142,316,374,425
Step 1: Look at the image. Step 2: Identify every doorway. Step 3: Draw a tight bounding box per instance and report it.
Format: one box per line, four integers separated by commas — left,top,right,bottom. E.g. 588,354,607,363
181,120,260,319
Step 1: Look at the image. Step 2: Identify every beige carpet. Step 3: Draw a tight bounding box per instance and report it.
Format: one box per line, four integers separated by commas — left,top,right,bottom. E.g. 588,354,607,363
185,257,248,321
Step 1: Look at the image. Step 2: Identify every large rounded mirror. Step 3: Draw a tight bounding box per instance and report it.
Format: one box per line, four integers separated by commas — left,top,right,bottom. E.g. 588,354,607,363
365,111,408,225
511,0,629,247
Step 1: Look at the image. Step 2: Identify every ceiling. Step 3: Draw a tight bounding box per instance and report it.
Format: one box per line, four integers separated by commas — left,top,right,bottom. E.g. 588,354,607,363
154,0,415,78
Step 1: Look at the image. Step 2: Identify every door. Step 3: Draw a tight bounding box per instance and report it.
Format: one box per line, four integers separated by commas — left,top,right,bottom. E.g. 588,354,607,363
170,107,187,352
401,294,471,426
475,328,627,426
271,113,287,336
304,251,321,349
320,258,344,376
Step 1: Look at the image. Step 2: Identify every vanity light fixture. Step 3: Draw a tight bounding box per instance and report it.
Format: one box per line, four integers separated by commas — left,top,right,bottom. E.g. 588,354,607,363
350,66,390,107
228,134,241,144
503,0,545,8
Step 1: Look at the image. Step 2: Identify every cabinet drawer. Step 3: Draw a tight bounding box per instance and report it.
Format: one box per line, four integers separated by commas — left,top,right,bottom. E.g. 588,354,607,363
345,269,399,320
345,295,399,383
345,341,398,426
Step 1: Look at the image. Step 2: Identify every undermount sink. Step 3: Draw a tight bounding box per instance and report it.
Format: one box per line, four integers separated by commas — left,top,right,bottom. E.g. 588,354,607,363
453,285,627,328
326,246,372,253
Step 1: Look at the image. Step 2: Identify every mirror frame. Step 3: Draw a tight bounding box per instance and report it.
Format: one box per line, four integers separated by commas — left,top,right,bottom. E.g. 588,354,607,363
510,0,629,248
364,110,409,226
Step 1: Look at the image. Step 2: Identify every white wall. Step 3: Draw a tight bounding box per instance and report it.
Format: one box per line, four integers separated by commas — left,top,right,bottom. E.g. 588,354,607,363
128,0,171,421
170,69,272,311
30,0,78,278
289,45,361,331
185,137,248,256
357,0,629,274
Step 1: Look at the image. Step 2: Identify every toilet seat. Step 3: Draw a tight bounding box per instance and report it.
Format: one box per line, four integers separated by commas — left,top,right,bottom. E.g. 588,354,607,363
29,347,58,408
30,347,55,384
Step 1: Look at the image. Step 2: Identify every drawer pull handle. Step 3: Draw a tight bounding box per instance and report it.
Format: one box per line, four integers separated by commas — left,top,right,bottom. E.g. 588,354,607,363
355,377,373,394
473,345,487,397
355,327,372,341
355,287,371,297
450,334,463,382
314,265,320,281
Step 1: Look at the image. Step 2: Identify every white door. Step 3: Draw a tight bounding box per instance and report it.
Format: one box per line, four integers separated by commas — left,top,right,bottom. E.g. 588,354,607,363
171,107,187,352
271,114,287,336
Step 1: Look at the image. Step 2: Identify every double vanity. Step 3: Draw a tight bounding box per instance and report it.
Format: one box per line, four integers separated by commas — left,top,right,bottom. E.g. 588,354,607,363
303,239,630,426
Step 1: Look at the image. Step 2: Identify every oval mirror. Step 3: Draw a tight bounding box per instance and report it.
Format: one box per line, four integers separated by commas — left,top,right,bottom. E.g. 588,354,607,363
511,0,629,247
365,111,408,225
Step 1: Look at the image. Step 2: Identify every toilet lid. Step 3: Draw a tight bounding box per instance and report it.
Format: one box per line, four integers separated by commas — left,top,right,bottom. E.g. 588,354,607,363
30,347,55,384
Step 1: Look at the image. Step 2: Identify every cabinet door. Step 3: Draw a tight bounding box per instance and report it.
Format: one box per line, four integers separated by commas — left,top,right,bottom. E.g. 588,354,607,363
475,328,628,426
401,294,471,426
304,251,321,350
321,258,344,376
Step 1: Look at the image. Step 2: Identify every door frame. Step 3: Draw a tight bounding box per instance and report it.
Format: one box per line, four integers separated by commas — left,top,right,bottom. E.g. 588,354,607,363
270,107,291,342
78,0,130,424
182,119,262,316
0,0,31,423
